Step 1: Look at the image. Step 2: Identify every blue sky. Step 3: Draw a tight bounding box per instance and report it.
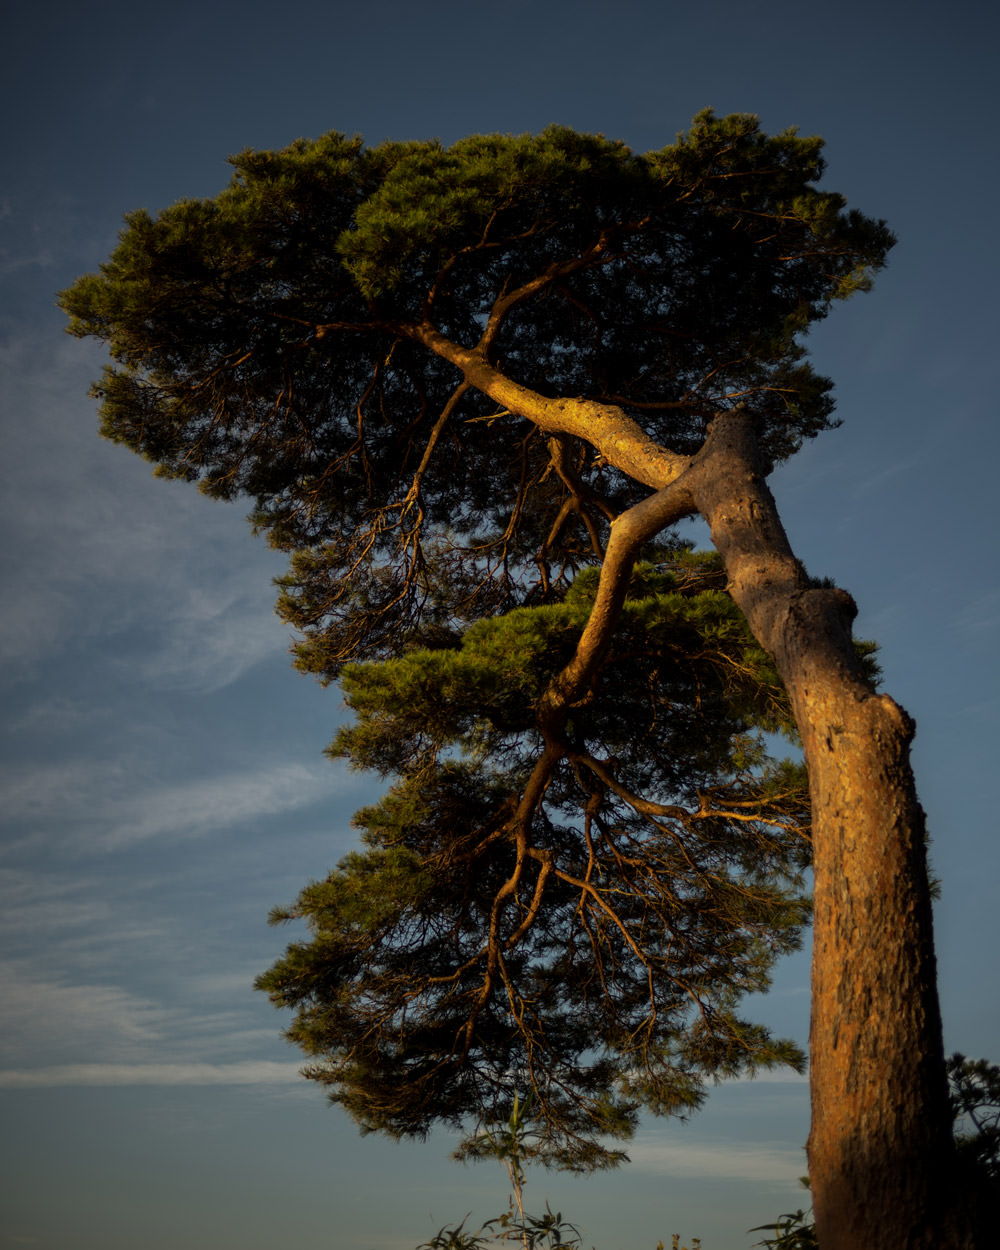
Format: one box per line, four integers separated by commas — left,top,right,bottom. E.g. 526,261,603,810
1,1,998,1247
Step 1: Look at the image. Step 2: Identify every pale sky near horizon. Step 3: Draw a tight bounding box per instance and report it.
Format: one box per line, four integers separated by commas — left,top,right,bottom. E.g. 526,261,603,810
2,2,999,1248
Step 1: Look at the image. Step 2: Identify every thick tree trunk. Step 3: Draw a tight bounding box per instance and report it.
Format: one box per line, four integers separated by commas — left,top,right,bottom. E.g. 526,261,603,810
689,411,979,1249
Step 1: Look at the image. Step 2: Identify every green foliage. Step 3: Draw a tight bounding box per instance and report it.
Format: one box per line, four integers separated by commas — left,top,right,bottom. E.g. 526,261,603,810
449,1094,696,1250
60,111,894,678
416,1216,494,1250
747,1208,817,1250
256,550,811,1168
947,1053,1000,1192
415,1206,586,1250
748,1180,816,1250
489,1205,584,1250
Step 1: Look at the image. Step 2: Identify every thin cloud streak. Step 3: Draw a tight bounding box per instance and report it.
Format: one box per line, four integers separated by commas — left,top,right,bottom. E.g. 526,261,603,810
0,1060,303,1088
626,1133,807,1183
0,959,170,1064
97,762,339,849
126,582,293,693
0,953,297,1073
955,590,1000,637
0,757,349,853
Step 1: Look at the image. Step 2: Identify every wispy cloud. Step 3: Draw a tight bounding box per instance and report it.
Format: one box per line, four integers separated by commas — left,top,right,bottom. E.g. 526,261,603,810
955,589,1000,637
0,958,172,1065
0,947,297,1073
0,865,126,951
1,695,110,737
0,246,55,278
626,1132,807,1183
0,1060,303,1088
124,578,292,693
0,330,291,689
850,451,922,501
0,756,349,854
98,761,340,849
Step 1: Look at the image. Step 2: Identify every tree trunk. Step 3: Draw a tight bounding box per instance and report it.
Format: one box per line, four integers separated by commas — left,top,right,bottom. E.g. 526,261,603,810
689,411,980,1249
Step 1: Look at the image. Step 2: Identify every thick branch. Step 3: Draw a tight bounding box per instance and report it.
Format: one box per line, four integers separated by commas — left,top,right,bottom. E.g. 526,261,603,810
537,472,697,731
399,321,692,489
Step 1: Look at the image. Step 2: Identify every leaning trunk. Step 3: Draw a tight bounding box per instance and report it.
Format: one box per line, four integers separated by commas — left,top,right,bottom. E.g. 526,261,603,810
689,411,980,1249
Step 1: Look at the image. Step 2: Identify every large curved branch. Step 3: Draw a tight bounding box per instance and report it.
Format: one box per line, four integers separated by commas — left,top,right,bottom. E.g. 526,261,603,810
290,313,692,488
399,321,692,489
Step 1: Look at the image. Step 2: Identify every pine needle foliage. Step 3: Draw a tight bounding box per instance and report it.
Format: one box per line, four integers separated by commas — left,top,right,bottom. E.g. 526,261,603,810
60,110,893,681
256,551,812,1168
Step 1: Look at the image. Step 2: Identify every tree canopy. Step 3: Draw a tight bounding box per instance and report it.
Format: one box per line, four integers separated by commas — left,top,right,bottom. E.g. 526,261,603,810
61,110,892,681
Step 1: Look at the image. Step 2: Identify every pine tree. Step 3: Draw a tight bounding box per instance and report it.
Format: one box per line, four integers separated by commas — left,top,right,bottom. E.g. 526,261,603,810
60,111,982,1246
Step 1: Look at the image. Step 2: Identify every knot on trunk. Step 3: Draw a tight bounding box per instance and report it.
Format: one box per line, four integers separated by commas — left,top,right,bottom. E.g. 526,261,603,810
787,585,859,650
